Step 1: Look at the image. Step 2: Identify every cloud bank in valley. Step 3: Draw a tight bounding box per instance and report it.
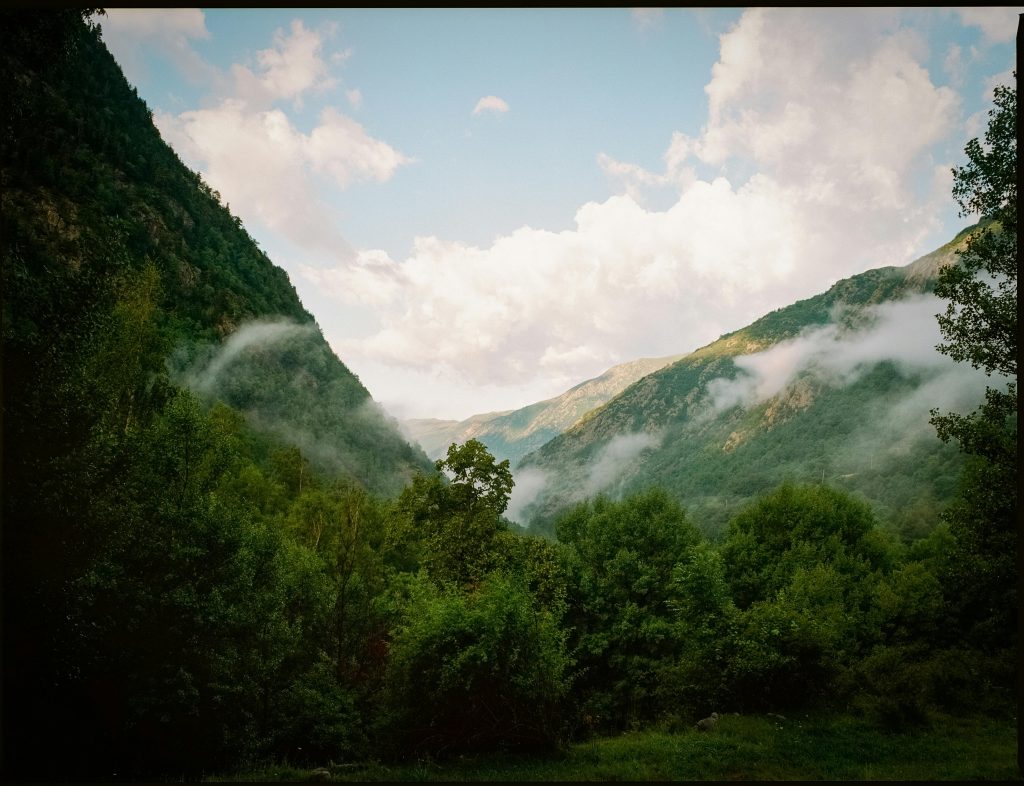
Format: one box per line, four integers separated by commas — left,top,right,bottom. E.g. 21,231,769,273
703,294,998,425
584,431,663,498
505,430,662,525
506,466,548,525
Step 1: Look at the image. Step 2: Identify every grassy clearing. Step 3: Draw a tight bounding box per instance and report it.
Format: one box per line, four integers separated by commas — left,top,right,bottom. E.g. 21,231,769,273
211,712,1020,781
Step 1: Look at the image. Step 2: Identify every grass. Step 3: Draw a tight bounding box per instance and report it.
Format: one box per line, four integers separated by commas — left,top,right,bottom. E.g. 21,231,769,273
210,711,1020,781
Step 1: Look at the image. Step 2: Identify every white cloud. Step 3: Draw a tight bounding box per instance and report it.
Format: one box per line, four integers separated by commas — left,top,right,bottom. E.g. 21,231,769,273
346,88,364,109
156,100,410,256
598,132,695,201
141,17,411,260
104,12,411,264
230,19,337,108
695,11,957,198
585,432,662,497
473,95,510,115
507,467,549,524
955,7,1017,43
943,43,965,85
187,319,316,396
308,107,413,187
316,181,808,391
103,8,212,85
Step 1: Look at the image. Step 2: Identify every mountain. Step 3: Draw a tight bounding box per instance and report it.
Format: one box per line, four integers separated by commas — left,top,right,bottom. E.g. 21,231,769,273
517,230,981,537
2,12,434,777
1,11,431,498
403,354,684,465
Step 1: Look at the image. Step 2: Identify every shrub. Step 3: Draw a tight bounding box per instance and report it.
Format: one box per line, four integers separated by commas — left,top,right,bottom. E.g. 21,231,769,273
382,572,571,758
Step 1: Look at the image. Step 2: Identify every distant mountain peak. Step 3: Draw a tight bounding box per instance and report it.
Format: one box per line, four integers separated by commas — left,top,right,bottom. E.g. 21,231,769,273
402,353,684,465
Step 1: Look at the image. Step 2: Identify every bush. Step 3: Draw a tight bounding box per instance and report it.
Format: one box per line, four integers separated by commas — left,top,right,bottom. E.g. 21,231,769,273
555,489,701,731
382,572,571,758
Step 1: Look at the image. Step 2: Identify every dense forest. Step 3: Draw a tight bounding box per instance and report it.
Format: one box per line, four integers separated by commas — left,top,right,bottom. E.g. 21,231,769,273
1,10,1017,782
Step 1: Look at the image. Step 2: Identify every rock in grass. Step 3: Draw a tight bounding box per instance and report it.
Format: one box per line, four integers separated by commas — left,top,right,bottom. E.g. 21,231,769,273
695,712,720,731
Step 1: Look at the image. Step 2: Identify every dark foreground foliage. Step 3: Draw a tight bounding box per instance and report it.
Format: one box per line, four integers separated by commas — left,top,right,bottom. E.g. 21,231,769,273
212,712,1018,782
1,10,1016,783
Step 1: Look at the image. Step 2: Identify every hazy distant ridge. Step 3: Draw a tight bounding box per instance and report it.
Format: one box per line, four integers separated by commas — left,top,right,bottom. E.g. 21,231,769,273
403,354,684,465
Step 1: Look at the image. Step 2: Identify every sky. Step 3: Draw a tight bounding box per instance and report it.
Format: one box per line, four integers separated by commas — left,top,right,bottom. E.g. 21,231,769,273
100,7,1018,421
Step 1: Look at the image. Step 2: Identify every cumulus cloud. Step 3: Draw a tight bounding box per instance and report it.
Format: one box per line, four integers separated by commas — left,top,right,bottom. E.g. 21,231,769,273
598,133,696,200
315,181,811,390
473,95,510,115
155,95,410,258
103,8,212,84
230,19,338,109
110,14,410,260
954,7,1018,43
328,8,965,405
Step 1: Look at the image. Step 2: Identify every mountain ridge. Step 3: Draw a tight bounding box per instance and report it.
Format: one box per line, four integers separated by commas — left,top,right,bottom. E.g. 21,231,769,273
1,9,431,496
516,231,980,536
402,353,684,465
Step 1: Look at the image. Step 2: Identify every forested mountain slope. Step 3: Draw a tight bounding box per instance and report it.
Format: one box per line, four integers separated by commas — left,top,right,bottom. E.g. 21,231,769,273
403,353,683,464
1,11,430,496
1,11,428,779
519,231,982,537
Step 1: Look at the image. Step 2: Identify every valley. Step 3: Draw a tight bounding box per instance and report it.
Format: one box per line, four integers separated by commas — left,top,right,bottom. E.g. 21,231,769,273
1,9,1017,783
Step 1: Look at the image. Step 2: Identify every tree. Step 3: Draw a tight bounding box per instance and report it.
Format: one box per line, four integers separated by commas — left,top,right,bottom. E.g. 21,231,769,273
931,81,1017,472
718,484,894,710
555,488,701,730
929,81,1017,660
435,438,514,517
383,573,570,757
720,483,891,610
397,440,514,587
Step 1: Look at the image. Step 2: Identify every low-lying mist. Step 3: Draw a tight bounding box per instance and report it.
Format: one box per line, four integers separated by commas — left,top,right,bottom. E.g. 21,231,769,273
184,319,317,397
173,317,424,495
704,294,995,417
507,431,663,525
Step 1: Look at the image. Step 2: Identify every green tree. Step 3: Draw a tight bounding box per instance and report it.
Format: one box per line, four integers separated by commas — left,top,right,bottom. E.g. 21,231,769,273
720,483,892,610
931,81,1017,475
719,484,894,710
929,81,1017,659
383,572,570,758
398,440,513,587
436,438,514,517
666,542,740,715
555,488,701,730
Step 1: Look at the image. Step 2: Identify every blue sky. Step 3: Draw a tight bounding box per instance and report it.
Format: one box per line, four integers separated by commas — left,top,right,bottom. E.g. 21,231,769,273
102,7,1017,420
